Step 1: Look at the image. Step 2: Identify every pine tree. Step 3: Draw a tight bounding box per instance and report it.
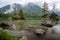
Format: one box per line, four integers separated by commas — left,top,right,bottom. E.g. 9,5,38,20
19,9,25,20
42,2,48,14
52,3,56,13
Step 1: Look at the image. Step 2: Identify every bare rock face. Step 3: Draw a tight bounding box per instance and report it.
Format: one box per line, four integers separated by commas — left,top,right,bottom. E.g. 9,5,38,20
0,22,16,30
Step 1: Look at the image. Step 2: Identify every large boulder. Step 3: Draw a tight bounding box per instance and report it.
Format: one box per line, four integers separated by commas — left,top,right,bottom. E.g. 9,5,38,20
0,22,16,30
6,30,29,38
41,20,54,27
33,28,47,38
41,22,53,27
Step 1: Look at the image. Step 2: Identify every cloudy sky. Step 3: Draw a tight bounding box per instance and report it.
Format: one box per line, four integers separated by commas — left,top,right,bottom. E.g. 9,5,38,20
0,0,60,10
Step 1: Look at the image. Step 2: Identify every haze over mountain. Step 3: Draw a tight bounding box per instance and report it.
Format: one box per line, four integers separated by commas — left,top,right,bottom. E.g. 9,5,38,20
0,3,60,16
12,3,22,13
23,3,42,16
0,3,42,16
0,5,10,14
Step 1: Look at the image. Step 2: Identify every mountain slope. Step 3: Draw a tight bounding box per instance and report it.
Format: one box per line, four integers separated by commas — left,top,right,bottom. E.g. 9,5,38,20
0,3,59,16
12,3,22,13
0,5,10,14
23,3,42,16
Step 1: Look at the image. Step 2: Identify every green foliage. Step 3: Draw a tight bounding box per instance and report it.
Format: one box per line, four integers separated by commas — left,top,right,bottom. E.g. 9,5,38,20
19,9,23,16
50,12,59,24
0,14,13,18
11,9,25,21
19,9,25,20
11,14,20,20
0,30,18,40
42,8,47,12
41,14,48,18
50,12,59,21
42,2,48,14
41,12,59,24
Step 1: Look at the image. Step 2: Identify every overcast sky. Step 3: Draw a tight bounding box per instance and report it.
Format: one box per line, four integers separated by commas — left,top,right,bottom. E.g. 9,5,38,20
0,0,60,10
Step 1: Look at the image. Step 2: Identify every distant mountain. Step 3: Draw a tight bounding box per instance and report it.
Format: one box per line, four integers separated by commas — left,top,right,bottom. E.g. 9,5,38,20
48,10,60,16
0,3,42,16
12,3,22,13
1,3,60,16
23,3,42,16
56,11,60,16
0,3,22,14
0,5,10,14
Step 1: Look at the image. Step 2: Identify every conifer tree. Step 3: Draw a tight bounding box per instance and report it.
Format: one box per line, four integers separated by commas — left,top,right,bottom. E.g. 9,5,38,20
19,9,25,20
42,2,48,14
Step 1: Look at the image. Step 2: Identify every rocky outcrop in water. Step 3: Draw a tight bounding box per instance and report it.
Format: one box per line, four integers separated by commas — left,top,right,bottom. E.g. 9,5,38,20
41,22,54,27
19,24,60,40
45,24,60,40
0,21,60,40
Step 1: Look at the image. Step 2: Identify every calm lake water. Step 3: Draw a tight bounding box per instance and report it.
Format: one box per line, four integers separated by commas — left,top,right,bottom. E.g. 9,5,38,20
58,20,60,24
